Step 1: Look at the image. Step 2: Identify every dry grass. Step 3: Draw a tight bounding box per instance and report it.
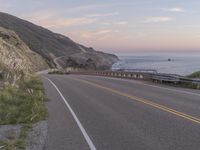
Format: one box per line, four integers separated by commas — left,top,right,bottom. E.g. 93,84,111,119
0,76,48,150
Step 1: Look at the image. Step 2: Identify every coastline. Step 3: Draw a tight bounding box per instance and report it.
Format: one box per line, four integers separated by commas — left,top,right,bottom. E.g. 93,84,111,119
112,53,200,76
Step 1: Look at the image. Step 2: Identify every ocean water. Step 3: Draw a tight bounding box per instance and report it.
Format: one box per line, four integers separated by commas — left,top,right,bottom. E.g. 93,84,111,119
112,52,200,76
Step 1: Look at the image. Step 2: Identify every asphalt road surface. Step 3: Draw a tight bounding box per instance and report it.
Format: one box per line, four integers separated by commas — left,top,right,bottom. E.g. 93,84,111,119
43,74,200,150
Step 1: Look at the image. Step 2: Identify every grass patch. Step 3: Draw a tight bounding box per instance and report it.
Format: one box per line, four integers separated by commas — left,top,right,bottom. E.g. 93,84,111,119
0,125,31,150
0,76,48,149
0,76,48,125
48,70,70,75
178,82,199,89
0,139,25,150
188,71,200,78
48,70,65,75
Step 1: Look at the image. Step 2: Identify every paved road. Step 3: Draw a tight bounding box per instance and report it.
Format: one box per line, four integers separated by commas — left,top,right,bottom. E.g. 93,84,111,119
43,74,200,150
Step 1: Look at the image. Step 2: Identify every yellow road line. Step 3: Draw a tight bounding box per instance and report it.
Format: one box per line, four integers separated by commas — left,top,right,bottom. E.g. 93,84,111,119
70,77,200,124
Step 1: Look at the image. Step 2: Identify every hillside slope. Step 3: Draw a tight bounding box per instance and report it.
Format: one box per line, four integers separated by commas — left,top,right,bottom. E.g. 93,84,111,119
0,12,119,70
0,26,49,73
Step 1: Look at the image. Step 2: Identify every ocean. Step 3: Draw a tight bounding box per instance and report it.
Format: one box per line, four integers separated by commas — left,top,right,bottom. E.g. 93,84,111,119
112,52,200,76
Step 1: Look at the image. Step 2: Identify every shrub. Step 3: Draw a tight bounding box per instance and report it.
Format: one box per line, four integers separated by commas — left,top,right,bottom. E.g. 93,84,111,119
48,70,65,74
189,71,200,78
0,76,48,125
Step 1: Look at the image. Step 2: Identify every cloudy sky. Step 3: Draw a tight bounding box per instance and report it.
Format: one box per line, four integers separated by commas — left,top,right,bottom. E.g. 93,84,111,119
1,0,200,53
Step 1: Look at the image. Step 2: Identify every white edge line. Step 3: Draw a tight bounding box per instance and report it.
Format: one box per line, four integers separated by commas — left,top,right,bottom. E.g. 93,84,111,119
89,75,200,97
142,82,200,97
45,77,97,150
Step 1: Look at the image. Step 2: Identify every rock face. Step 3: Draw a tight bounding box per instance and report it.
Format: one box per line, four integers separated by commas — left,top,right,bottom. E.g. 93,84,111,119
0,12,119,70
0,27,49,73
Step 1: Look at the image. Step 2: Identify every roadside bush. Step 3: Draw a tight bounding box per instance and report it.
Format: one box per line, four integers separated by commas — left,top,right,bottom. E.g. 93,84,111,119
0,76,48,125
48,70,70,75
189,71,200,78
178,82,199,89
48,70,65,74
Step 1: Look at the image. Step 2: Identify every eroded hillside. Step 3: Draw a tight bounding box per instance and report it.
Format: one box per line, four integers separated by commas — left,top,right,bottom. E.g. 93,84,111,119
0,26,49,73
0,12,119,70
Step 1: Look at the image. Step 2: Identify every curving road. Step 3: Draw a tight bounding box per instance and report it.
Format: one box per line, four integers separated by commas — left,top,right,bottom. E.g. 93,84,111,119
43,74,200,150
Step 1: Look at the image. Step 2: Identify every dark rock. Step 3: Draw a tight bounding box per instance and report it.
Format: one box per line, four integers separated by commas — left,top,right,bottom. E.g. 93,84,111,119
26,121,48,150
0,124,22,141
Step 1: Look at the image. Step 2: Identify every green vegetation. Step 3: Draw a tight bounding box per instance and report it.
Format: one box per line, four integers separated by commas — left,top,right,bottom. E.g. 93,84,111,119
188,71,200,78
0,63,25,85
179,71,200,90
0,76,48,150
0,125,31,150
178,82,199,90
65,57,97,70
0,76,48,125
48,70,67,75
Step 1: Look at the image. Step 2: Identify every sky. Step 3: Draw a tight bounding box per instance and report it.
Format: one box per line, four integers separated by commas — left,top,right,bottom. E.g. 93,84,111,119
1,0,200,53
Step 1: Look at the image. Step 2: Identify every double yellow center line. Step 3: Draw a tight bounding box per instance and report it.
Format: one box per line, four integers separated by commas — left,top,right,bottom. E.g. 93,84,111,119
70,77,200,125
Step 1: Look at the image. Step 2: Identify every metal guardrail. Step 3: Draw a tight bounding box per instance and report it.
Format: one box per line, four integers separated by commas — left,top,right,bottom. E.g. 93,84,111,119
72,71,153,80
152,74,181,83
112,69,158,74
152,74,200,84
71,70,200,87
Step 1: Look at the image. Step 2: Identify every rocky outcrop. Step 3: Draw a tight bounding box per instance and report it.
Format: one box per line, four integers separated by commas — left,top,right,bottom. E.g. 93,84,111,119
0,12,119,70
57,49,119,70
0,26,49,73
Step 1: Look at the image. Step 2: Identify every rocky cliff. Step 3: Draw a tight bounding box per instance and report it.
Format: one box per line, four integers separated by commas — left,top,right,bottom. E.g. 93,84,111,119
0,26,49,73
0,12,119,70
